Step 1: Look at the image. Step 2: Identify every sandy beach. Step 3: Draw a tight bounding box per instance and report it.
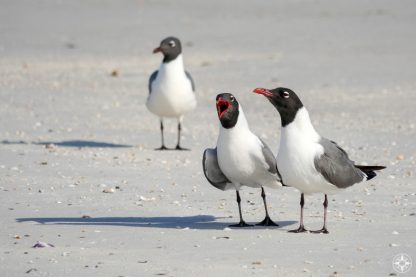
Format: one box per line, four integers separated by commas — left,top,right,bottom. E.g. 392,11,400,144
1,0,415,276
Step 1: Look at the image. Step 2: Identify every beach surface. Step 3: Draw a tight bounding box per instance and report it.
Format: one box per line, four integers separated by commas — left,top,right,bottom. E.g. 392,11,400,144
1,0,415,276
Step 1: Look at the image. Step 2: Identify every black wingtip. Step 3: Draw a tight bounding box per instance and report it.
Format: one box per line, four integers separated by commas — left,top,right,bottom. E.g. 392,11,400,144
355,165,386,181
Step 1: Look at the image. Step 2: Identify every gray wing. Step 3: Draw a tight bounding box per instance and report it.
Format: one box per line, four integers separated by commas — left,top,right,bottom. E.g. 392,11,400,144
259,139,279,175
259,138,284,184
314,138,365,189
202,148,231,191
148,70,158,93
185,71,195,91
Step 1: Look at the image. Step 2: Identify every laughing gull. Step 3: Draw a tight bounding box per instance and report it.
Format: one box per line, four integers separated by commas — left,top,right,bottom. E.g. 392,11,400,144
253,87,385,233
203,93,282,227
147,37,197,150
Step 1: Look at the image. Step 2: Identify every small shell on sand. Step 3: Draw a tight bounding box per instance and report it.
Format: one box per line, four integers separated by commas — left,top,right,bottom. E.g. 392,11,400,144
33,241,55,248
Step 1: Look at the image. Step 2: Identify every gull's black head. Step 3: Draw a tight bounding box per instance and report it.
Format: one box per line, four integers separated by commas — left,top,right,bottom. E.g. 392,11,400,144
153,37,182,63
253,87,303,127
216,93,240,129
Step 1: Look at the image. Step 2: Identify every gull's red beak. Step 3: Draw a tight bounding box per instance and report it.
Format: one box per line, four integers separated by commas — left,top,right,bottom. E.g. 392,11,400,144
253,88,273,97
153,47,162,54
216,98,230,118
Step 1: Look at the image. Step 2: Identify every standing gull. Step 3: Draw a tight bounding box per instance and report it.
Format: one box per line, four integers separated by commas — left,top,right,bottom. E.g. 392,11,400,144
253,87,385,233
203,93,282,227
147,37,197,150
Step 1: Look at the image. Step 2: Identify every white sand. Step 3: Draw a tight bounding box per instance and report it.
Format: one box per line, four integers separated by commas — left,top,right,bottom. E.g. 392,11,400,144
1,0,415,276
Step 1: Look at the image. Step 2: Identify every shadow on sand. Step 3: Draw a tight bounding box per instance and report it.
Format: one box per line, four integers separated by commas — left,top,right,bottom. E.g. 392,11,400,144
2,140,131,148
16,215,297,230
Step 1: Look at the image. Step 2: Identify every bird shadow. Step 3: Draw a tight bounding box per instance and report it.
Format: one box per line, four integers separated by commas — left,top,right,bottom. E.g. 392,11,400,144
16,215,297,230
1,140,131,148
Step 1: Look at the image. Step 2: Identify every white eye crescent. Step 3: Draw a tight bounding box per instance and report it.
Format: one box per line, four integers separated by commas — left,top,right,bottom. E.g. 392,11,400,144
283,91,290,98
169,40,176,47
230,95,235,101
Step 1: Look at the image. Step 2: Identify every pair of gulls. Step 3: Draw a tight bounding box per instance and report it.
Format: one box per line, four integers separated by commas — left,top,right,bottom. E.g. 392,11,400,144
203,90,385,233
147,37,385,233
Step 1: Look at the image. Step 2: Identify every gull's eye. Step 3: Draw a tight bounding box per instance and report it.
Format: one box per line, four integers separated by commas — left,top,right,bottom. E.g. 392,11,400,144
169,40,176,47
282,91,290,98
230,95,235,102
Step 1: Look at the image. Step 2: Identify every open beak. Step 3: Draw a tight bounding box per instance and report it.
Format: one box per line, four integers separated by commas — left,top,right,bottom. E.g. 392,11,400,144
216,98,230,118
253,88,273,97
153,47,162,54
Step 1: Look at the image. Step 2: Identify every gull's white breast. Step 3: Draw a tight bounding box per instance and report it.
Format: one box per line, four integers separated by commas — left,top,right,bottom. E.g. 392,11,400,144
277,108,340,194
217,109,281,190
146,55,196,118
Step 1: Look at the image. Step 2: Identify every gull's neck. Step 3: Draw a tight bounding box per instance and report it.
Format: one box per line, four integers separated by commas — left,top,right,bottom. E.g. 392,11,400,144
219,106,251,139
159,54,185,76
281,107,320,142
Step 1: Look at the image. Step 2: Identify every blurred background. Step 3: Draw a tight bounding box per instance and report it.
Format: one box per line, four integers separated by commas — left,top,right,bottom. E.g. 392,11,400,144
1,0,415,149
1,1,415,276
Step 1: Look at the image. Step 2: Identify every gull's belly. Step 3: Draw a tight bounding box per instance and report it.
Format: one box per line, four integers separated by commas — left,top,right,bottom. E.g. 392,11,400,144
147,78,196,117
278,142,339,194
217,137,280,189
217,145,256,187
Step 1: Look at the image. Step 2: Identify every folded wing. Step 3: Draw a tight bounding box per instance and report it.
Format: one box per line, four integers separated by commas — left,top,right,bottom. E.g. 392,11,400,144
314,138,366,188
202,148,232,191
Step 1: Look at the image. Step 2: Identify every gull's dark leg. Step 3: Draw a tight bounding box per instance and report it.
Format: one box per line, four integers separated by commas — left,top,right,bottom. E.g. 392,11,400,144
155,119,168,150
311,194,329,234
175,121,189,150
288,193,308,233
256,187,279,226
229,190,253,228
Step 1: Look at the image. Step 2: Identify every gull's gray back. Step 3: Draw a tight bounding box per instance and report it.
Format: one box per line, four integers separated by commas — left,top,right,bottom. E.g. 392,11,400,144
259,138,282,181
148,70,158,93
185,71,195,92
